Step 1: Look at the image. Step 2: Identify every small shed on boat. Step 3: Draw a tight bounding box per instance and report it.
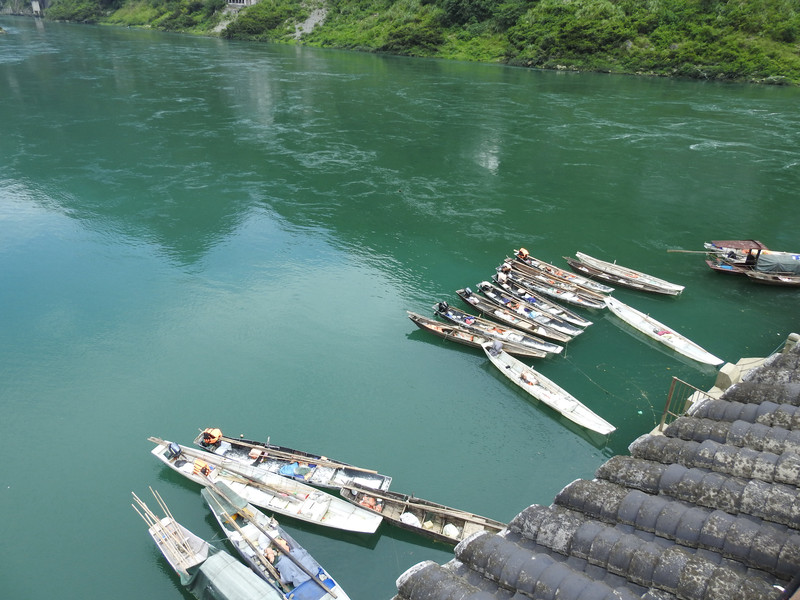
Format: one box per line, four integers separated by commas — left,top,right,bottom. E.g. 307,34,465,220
393,334,800,600
756,251,800,275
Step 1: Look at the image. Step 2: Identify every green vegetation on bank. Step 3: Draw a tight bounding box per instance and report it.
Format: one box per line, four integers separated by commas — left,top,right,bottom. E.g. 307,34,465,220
20,0,800,83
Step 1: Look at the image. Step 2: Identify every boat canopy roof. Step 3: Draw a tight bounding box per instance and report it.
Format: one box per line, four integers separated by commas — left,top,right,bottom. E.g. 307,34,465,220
756,251,800,274
708,239,768,250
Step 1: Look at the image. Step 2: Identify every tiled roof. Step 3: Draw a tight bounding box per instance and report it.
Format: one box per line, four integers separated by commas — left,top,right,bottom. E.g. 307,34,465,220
394,335,800,600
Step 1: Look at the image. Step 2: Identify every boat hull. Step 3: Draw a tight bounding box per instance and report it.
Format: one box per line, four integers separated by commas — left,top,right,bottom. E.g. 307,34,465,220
408,311,547,358
194,432,392,492
481,342,615,435
149,438,383,534
573,252,684,295
339,484,506,546
604,297,723,366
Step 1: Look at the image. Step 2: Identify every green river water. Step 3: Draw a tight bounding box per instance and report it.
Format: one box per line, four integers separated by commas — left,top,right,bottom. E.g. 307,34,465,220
1,15,799,600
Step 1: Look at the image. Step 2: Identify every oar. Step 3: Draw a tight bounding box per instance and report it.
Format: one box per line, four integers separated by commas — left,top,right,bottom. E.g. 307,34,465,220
206,480,337,598
203,488,291,594
666,249,709,253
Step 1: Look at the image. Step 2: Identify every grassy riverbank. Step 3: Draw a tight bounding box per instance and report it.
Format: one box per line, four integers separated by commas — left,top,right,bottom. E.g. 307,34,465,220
17,0,800,84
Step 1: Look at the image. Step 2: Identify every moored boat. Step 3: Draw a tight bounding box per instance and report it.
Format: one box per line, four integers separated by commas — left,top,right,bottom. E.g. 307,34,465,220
194,429,392,492
511,249,614,294
745,270,800,287
149,437,383,534
456,288,572,343
433,301,562,354
132,488,283,600
481,341,616,435
478,280,590,332
570,251,684,296
703,240,768,275
604,296,723,366
496,262,607,310
408,311,547,358
202,481,349,600
339,483,506,546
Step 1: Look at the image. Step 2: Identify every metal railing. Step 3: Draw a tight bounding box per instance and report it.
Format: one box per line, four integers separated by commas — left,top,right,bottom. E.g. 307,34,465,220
657,377,713,432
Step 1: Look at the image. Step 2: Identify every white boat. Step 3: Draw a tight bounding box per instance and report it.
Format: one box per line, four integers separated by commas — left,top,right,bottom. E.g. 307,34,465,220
481,342,616,435
202,481,349,600
575,251,685,296
194,428,392,492
132,488,283,600
149,437,383,534
604,296,723,366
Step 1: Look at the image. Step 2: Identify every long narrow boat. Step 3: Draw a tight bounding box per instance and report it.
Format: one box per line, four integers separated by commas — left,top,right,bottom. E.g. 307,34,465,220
511,250,614,294
481,341,616,435
478,280,589,333
194,429,392,492
604,296,723,366
132,488,283,600
456,288,572,343
149,437,383,534
570,251,685,296
433,301,562,355
496,262,607,310
408,311,547,358
745,270,800,287
339,483,506,546
202,481,349,600
565,256,680,295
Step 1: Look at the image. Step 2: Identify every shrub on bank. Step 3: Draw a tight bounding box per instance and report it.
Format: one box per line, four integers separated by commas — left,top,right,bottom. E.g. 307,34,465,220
38,0,800,84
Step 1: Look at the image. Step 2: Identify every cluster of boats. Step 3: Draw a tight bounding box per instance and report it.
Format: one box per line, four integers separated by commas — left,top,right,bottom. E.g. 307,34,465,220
134,429,506,600
701,239,800,287
409,248,727,436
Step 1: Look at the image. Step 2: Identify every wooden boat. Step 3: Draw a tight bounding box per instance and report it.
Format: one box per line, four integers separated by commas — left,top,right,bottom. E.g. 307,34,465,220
703,240,768,275
745,270,800,287
511,250,614,294
408,311,547,358
149,437,383,534
193,429,392,492
481,341,616,435
132,488,283,600
202,481,349,600
433,302,562,355
478,280,590,333
496,262,607,310
569,252,684,296
604,296,723,366
565,255,682,296
456,288,572,343
339,483,506,546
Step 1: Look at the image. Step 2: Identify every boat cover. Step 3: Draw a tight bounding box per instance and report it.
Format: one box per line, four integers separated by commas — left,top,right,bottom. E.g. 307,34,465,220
755,251,800,274
185,551,282,600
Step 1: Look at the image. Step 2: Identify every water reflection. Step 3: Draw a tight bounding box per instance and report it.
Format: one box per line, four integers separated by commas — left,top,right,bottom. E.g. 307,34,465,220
2,17,800,278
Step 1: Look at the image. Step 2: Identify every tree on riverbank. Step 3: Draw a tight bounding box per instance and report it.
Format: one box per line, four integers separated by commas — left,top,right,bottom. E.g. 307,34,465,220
15,0,800,84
